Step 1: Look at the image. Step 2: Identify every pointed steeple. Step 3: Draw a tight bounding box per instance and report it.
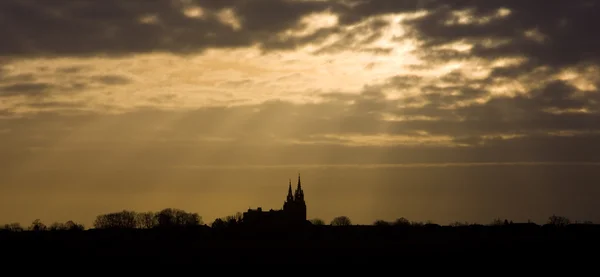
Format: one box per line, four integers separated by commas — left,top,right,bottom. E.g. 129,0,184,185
286,179,294,202
295,173,304,201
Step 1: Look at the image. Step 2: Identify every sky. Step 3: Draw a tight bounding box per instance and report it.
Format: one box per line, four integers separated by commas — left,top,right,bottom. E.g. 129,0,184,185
1,0,600,227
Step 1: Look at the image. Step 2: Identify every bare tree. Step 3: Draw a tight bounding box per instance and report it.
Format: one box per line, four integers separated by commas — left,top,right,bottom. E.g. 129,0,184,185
93,210,138,229
310,218,325,225
211,218,226,229
136,212,157,229
547,214,571,227
450,221,469,227
373,220,391,226
490,217,504,226
3,223,23,232
411,221,425,227
49,220,85,231
49,222,66,231
225,212,243,226
173,209,202,226
155,208,203,228
330,216,352,226
393,217,410,226
64,220,85,231
29,219,47,231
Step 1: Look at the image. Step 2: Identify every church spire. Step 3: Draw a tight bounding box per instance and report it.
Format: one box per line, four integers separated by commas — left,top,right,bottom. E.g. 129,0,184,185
287,179,294,202
295,173,304,202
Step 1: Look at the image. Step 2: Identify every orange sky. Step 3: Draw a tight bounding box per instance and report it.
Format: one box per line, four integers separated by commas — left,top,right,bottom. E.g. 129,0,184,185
1,0,600,227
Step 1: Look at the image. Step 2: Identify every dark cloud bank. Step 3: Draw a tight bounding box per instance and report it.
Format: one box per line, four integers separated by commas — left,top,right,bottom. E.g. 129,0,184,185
1,0,598,65
1,0,600,165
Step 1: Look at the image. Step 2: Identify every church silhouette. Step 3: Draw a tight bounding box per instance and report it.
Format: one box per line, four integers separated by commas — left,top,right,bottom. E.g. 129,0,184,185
242,174,308,227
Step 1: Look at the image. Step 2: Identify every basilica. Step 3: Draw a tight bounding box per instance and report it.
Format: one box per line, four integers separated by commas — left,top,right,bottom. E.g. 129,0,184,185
242,174,307,226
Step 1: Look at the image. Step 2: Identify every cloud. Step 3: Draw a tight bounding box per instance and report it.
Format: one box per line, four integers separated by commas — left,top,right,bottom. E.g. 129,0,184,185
0,82,52,97
55,66,90,74
93,75,131,85
0,0,337,57
0,76,599,166
400,0,600,71
0,63,598,147
0,64,138,114
1,0,598,72
0,0,599,165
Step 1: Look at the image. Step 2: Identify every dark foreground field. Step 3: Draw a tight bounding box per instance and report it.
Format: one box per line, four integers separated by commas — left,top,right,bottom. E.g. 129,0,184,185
2,224,599,265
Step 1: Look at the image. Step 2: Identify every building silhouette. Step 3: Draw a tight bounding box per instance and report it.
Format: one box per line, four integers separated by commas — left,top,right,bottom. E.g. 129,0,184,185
242,174,307,227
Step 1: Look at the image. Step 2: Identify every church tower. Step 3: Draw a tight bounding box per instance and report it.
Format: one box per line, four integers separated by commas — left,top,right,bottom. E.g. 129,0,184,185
293,173,307,221
283,179,294,212
282,174,307,223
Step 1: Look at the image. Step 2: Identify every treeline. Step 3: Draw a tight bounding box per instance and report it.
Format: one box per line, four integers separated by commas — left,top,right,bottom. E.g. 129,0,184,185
312,214,587,227
2,219,85,232
0,210,593,233
93,208,202,229
0,208,203,232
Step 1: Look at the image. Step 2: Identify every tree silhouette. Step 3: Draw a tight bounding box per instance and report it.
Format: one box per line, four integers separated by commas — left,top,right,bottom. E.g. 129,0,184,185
93,210,138,229
490,217,503,226
152,208,202,228
29,219,47,231
411,221,425,227
211,218,227,229
49,220,85,231
450,221,469,227
225,212,243,226
2,223,23,232
136,212,157,229
49,222,65,231
330,216,352,226
209,213,242,229
373,220,391,226
91,208,202,229
64,220,85,231
547,215,571,227
310,218,325,225
393,217,410,226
